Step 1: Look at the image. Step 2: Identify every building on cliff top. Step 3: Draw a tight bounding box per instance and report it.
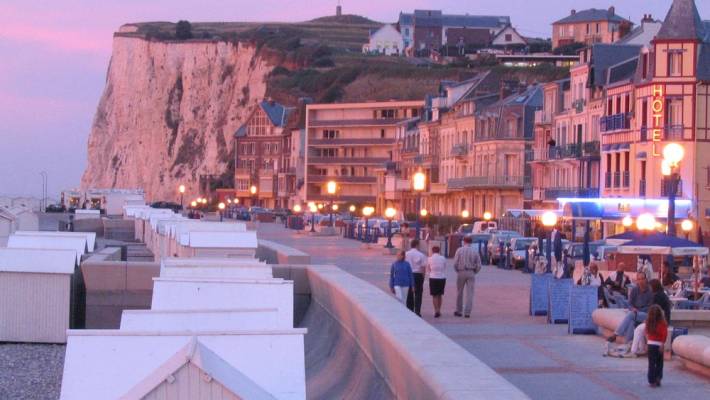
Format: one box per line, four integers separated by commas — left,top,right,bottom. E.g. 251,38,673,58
552,7,633,50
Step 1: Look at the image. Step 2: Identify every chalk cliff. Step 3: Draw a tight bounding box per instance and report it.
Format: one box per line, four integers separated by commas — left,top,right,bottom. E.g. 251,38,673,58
81,34,272,201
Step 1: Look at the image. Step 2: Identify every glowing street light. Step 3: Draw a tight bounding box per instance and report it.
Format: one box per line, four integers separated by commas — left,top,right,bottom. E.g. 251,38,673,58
384,207,397,249
332,204,339,211
636,213,656,232
326,180,337,226
461,210,470,219
412,170,426,239
420,209,428,217
681,219,694,239
309,203,317,233
663,143,685,167
483,211,492,221
190,201,197,208
622,215,634,228
662,143,685,238
293,204,302,213
349,205,356,212
218,202,225,222
178,184,186,211
317,203,324,210
541,211,558,273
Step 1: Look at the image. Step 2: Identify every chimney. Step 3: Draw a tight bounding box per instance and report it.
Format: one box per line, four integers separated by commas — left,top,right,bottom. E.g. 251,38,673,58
641,14,654,24
571,9,576,15
608,6,615,16
336,1,342,17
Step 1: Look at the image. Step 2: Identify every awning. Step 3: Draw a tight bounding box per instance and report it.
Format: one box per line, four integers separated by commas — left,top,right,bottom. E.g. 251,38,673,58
616,232,709,256
562,201,603,220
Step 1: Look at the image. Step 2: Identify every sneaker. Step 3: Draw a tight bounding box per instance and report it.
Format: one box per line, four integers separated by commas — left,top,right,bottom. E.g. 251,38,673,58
464,314,470,318
434,312,441,318
607,335,617,343
454,312,463,317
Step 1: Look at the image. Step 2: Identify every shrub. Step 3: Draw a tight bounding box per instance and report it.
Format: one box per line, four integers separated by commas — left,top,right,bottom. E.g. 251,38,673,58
312,57,335,67
176,20,193,40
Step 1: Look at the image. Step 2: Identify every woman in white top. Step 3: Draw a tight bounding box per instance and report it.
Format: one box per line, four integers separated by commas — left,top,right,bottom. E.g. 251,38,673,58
426,246,447,318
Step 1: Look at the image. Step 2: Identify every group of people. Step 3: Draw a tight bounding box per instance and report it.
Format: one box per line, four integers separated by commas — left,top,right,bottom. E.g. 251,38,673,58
389,237,481,318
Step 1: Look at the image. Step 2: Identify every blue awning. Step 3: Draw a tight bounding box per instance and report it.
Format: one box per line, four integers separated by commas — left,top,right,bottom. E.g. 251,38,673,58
618,143,630,150
562,201,603,220
602,144,613,151
636,151,647,159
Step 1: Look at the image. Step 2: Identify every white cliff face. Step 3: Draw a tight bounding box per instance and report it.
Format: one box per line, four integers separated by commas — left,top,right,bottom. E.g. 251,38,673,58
81,36,272,201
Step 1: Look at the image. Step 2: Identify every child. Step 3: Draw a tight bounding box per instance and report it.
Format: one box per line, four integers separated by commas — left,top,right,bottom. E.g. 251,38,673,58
645,304,668,387
389,251,413,304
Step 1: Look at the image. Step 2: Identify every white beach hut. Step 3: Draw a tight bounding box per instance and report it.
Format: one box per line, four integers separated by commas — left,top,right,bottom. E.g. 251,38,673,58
6,234,89,264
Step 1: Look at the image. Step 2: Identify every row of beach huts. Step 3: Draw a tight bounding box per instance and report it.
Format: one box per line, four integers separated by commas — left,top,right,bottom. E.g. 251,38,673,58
0,203,306,399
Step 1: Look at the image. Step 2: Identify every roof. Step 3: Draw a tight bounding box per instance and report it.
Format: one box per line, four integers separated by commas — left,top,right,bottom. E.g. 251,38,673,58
607,56,639,85
6,235,87,264
413,9,442,27
589,44,642,86
554,8,631,25
235,100,295,138
0,248,77,274
491,25,527,45
186,231,258,249
120,309,283,331
443,15,510,28
698,43,710,80
655,0,705,41
398,12,413,26
616,21,662,46
14,231,96,252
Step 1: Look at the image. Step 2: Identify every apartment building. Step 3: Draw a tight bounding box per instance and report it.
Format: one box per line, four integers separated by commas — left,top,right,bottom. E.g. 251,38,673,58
304,100,424,208
234,100,296,208
552,7,632,49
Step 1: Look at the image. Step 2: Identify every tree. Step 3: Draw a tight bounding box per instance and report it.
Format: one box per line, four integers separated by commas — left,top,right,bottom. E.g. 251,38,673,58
176,20,193,40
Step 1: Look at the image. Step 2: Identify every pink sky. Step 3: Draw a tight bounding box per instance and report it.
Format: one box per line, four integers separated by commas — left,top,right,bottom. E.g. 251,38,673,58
1,0,706,198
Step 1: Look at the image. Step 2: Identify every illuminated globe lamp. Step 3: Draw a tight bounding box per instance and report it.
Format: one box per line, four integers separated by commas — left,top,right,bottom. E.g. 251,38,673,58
218,202,226,222
412,170,426,239
190,200,197,208
349,205,356,213
681,219,694,240
541,211,558,273
420,209,428,217
483,211,493,221
293,204,302,214
332,204,339,211
178,184,186,210
384,207,397,249
636,213,656,233
317,203,324,210
622,215,634,231
461,210,470,219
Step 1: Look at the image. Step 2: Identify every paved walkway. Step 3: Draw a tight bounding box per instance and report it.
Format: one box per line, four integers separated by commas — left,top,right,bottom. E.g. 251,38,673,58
257,223,710,400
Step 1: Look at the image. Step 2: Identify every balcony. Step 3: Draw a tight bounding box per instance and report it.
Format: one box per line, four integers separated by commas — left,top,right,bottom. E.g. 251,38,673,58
430,183,448,194
572,98,586,114
307,194,376,203
544,187,600,200
448,175,526,190
660,178,683,197
235,168,252,177
259,168,275,177
278,167,296,175
451,143,468,158
600,113,631,133
548,143,582,160
582,141,600,157
535,110,552,125
308,175,377,184
309,138,396,146
308,157,389,165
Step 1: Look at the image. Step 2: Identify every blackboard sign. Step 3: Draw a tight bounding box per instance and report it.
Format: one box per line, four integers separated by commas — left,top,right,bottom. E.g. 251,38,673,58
568,286,598,334
529,274,552,316
548,278,572,324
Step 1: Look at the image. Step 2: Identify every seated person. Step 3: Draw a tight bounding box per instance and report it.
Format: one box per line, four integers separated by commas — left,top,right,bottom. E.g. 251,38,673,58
607,272,654,350
578,263,604,286
629,279,671,356
661,262,678,287
605,262,631,295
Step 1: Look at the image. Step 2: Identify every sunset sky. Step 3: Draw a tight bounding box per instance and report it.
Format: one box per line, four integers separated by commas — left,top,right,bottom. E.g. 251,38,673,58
1,0,706,199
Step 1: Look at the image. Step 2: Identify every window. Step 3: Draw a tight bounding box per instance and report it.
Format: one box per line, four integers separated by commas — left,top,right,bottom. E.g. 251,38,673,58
642,53,648,79
322,129,338,139
642,100,648,128
505,34,512,42
667,99,683,126
586,24,590,34
404,28,409,36
380,129,385,138
596,23,600,34
380,109,396,119
624,94,630,114
669,52,682,77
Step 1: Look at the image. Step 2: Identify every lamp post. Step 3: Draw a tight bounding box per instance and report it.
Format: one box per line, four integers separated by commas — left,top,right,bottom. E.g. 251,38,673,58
412,170,426,239
309,203,317,233
385,207,397,248
178,184,185,211
218,202,225,222
681,219,693,240
662,143,684,237
541,211,558,273
250,185,258,208
327,180,337,226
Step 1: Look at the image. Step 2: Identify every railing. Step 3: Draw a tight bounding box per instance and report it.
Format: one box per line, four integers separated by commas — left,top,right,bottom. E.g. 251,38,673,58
534,110,552,124
235,168,252,176
613,171,621,188
660,178,683,197
665,125,683,140
451,143,468,157
430,183,448,194
475,131,525,141
278,167,296,175
548,143,582,159
600,113,631,132
582,141,600,157
544,187,600,200
308,157,390,165
622,171,630,188
447,175,526,189
605,172,612,188
309,138,396,146
308,175,377,184
259,168,275,176
639,179,646,197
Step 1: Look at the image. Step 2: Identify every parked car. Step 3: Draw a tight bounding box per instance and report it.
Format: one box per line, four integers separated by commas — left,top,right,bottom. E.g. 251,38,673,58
45,204,66,213
233,207,250,221
567,241,606,261
272,208,290,219
150,201,181,212
488,231,523,263
248,206,269,214
457,221,498,235
510,237,541,269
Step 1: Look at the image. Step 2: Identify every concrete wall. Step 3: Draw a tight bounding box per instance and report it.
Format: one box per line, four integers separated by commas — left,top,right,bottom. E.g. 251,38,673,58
258,241,528,400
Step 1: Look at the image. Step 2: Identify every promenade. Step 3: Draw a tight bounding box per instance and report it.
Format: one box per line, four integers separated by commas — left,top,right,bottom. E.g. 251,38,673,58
258,223,710,399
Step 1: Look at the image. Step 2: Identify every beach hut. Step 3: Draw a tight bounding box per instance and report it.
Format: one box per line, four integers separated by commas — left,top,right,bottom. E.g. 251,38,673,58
14,231,97,252
6,234,89,264
0,248,83,343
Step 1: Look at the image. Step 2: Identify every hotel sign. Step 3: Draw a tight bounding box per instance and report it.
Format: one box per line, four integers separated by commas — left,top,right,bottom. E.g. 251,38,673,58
651,84,664,157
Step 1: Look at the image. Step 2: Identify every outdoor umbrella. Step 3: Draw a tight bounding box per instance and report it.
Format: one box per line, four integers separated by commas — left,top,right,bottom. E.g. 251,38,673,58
605,230,646,246
616,232,709,257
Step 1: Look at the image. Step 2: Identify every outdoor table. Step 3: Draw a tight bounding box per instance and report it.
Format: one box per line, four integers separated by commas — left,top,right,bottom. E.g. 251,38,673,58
669,296,688,308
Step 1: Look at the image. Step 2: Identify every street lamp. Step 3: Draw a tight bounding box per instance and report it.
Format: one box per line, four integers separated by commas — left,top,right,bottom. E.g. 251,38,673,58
178,184,185,210
461,209,470,220
622,215,634,230
636,213,656,232
483,211,492,221
420,209,428,217
412,170,426,239
681,219,693,240
349,205,356,213
250,185,258,207
317,203,324,210
190,201,197,208
541,211,558,273
362,206,375,240
293,204,302,213
218,202,225,222
384,207,397,248
662,143,685,237
309,204,317,233
332,204,339,211
326,180,337,226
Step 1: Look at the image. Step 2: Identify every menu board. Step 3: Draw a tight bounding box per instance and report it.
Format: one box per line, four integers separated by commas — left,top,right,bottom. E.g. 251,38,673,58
568,285,598,334
548,278,572,324
529,273,552,316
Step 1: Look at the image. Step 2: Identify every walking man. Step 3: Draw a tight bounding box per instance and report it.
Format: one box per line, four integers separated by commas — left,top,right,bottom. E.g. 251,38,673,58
405,239,427,316
453,236,481,318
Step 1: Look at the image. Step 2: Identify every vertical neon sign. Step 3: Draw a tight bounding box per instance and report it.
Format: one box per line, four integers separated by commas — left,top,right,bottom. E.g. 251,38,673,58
651,84,664,157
